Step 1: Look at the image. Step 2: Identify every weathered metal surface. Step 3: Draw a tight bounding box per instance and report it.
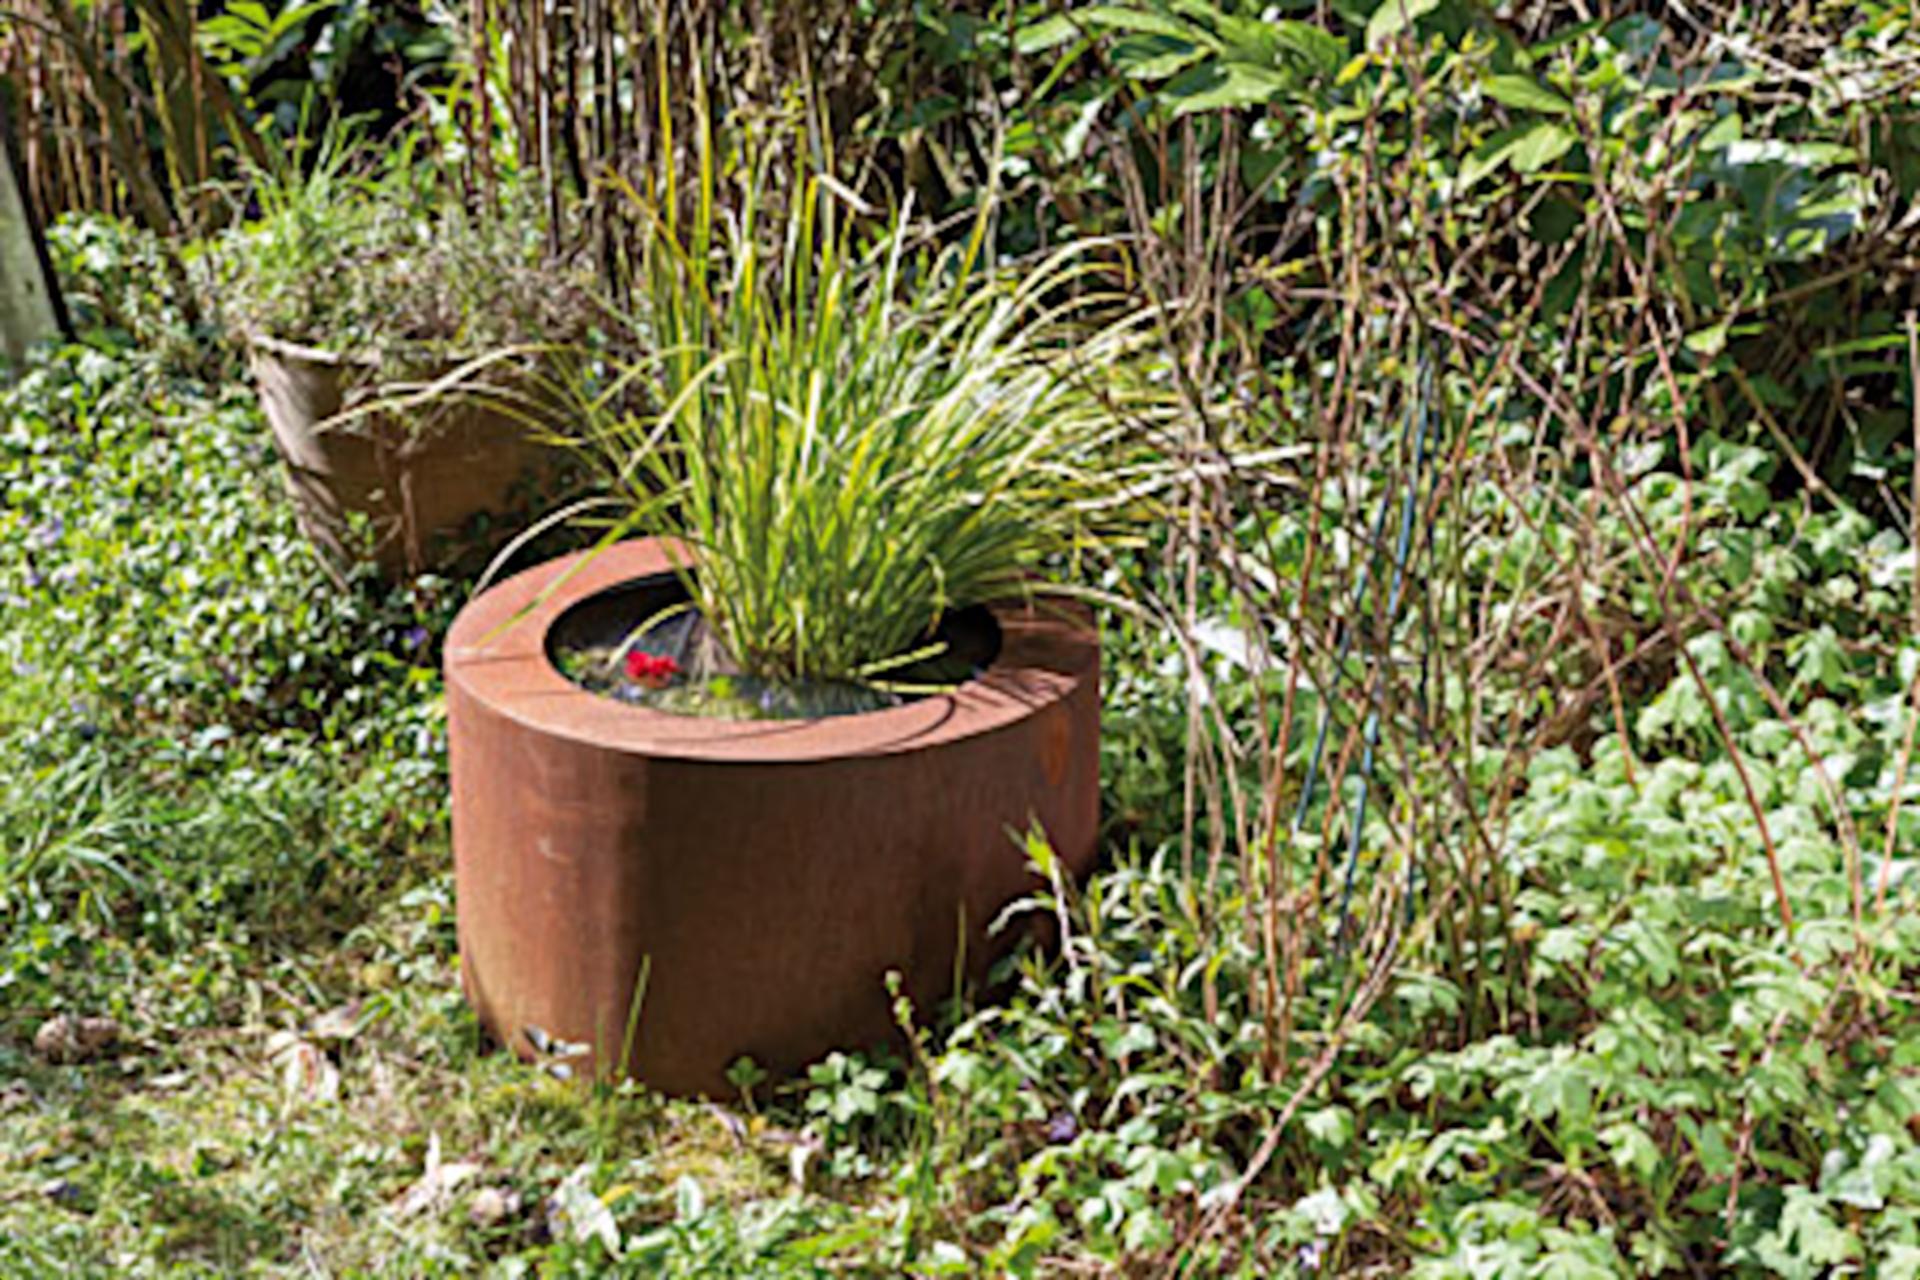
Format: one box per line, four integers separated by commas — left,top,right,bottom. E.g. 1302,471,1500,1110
249,334,557,581
446,539,1100,1096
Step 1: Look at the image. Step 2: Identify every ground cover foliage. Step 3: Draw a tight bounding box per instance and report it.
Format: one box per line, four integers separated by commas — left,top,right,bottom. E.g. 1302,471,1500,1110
4,1,1920,1276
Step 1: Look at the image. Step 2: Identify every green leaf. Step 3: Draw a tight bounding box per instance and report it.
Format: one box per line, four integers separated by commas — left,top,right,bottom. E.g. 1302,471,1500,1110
1304,1105,1355,1149
1162,61,1294,114
1789,626,1850,695
1083,5,1219,47
1459,125,1537,190
1601,1121,1664,1182
1112,34,1207,81
1684,321,1730,358
1511,122,1575,173
1270,21,1349,76
1483,74,1573,115
1015,14,1080,54
917,1241,972,1277
1812,332,1906,360
1769,1188,1861,1269
1822,1134,1895,1210
1336,51,1373,84
1366,0,1440,51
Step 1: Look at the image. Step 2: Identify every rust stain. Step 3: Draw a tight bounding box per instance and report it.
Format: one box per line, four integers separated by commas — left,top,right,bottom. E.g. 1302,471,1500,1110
1039,705,1072,787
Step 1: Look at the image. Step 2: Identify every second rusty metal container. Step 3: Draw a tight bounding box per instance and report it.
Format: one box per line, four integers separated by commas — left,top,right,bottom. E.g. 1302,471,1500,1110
445,539,1100,1096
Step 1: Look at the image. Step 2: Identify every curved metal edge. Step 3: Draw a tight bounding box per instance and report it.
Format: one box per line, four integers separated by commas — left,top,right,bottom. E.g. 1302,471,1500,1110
445,539,1098,764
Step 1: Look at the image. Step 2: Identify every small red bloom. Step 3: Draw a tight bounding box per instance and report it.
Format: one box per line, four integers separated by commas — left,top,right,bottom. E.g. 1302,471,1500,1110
625,650,681,687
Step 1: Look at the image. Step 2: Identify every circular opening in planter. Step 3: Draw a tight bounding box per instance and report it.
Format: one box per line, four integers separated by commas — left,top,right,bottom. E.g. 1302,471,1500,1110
545,570,1003,721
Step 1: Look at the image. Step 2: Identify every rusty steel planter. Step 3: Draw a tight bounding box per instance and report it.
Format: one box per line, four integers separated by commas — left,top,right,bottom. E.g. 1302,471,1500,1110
249,334,560,581
446,539,1100,1096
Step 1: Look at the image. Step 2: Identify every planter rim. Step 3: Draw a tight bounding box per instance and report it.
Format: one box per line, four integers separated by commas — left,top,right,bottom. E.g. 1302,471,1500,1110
247,330,378,370
445,539,1094,764
248,330,502,373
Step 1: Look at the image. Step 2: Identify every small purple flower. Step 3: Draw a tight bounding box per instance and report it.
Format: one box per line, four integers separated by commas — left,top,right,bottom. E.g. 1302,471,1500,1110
1295,1241,1325,1272
24,567,43,589
403,625,431,652
30,516,63,549
1044,1112,1078,1144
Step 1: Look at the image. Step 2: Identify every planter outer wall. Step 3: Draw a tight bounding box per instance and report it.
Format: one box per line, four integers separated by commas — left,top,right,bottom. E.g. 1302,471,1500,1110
446,540,1100,1097
250,335,555,580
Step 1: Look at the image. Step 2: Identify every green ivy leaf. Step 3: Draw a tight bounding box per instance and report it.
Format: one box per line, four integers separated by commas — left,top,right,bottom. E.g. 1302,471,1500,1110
1601,1120,1664,1182
1789,626,1850,695
1304,1105,1355,1149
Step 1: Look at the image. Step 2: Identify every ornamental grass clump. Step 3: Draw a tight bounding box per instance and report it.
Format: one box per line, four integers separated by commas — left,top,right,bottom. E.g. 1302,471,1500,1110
538,152,1156,705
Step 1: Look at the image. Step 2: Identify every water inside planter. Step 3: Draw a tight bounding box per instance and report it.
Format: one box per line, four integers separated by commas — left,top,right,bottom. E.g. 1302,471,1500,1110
547,571,1002,720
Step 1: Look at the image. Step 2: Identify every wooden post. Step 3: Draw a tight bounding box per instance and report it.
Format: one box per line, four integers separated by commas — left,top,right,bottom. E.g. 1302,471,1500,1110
0,94,68,368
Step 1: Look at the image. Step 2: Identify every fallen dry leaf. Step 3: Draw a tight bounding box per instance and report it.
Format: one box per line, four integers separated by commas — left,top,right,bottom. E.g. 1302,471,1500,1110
33,1015,121,1064
266,1032,341,1104
468,1185,523,1227
40,1178,81,1208
308,1002,363,1043
545,1165,620,1254
393,1133,484,1219
705,1103,748,1145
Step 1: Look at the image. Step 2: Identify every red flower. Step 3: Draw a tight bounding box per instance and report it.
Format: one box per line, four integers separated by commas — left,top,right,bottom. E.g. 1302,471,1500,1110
625,650,681,687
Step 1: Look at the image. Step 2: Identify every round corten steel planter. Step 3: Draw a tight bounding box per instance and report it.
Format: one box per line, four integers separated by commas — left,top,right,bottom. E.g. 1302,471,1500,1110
249,334,560,581
445,539,1100,1096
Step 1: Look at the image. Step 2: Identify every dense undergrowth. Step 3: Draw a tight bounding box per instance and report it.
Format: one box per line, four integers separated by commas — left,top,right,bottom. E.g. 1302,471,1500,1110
0,232,1915,1277
6,1,1920,1276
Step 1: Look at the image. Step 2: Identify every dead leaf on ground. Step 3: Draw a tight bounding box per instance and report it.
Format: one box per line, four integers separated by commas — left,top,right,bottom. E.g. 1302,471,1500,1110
393,1133,484,1219
545,1164,621,1254
468,1185,523,1227
309,1002,364,1043
33,1015,122,1064
756,1127,823,1189
705,1103,748,1145
266,1031,342,1104
40,1178,81,1208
